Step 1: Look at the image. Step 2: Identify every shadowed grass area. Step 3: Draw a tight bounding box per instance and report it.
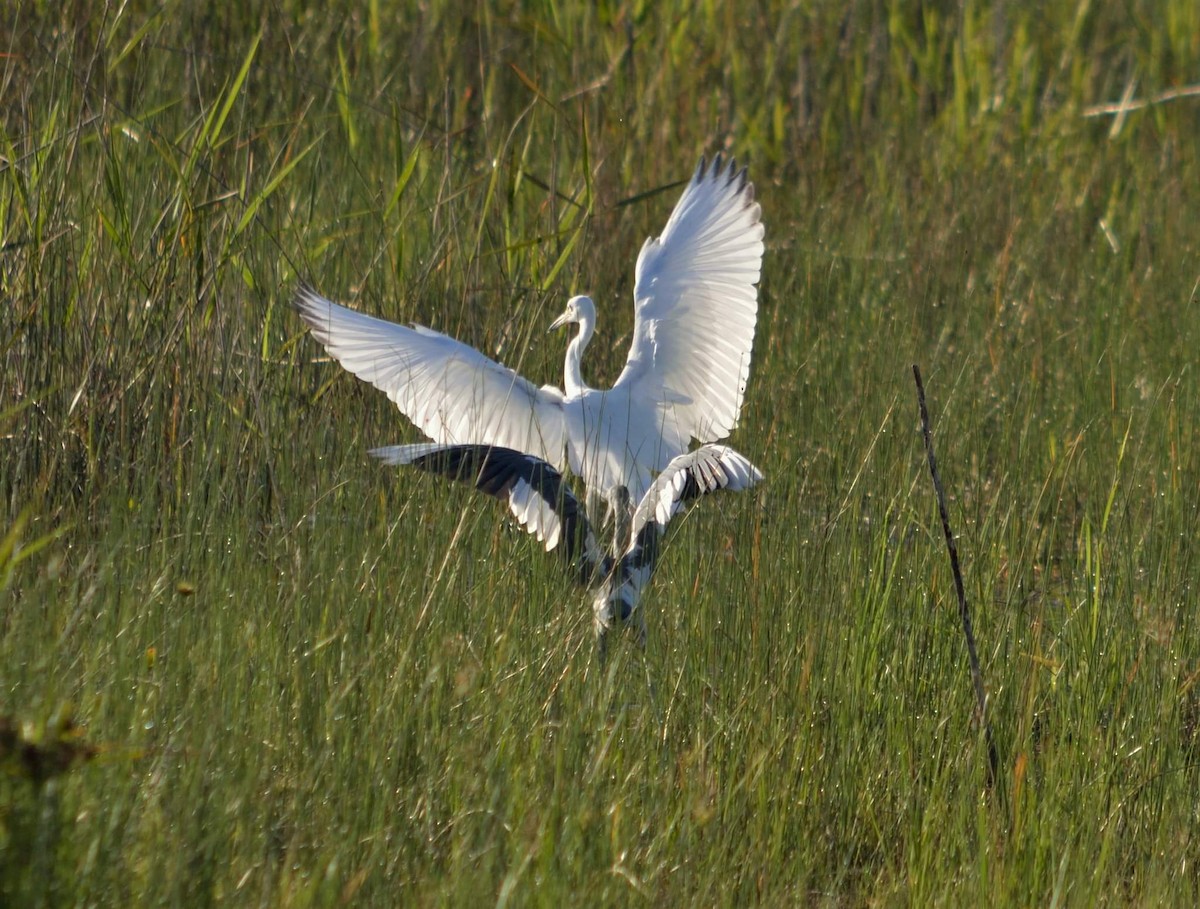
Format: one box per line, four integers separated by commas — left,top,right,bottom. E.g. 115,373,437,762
3,1,1200,904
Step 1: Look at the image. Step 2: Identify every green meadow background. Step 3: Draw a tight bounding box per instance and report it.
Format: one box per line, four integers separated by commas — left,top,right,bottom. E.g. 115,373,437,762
3,1,1199,904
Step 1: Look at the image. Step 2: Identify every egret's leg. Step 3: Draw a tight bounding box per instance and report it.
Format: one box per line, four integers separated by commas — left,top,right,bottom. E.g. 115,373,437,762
604,485,633,554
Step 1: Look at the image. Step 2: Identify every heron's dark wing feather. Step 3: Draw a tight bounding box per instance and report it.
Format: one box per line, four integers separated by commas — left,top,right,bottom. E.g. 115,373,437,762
373,443,608,585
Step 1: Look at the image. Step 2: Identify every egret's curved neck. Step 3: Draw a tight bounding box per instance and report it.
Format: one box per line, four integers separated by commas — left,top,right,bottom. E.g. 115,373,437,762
563,316,594,396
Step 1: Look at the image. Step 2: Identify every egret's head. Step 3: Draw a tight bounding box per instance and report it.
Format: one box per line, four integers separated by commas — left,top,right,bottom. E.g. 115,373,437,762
549,295,594,331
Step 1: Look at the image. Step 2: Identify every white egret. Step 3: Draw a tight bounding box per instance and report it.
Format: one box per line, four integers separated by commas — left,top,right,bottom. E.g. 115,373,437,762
376,442,762,653
294,154,764,517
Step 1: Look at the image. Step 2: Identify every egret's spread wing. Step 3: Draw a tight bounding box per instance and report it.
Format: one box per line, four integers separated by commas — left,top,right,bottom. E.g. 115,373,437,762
614,155,765,444
373,443,608,584
296,287,567,466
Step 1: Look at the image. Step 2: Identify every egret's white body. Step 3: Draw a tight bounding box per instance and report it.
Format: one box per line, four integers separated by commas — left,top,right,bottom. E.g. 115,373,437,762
295,154,764,519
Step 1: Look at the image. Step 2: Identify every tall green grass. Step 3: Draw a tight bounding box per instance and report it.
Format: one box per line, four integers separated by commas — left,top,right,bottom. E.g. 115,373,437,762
3,1,1199,904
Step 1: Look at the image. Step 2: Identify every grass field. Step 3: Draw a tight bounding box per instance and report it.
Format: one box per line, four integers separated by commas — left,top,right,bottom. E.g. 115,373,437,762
3,1,1200,904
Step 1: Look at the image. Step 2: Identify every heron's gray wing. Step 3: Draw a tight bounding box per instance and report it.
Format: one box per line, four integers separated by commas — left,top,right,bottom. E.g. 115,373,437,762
296,287,567,468
607,444,763,612
374,443,608,585
628,444,762,541
613,156,764,446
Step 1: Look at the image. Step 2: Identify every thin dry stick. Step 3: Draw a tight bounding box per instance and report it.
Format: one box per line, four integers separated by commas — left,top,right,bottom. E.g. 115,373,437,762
1082,82,1200,117
912,364,999,787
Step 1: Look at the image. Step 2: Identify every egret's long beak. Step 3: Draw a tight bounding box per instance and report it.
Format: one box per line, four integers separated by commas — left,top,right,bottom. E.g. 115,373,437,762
548,310,572,332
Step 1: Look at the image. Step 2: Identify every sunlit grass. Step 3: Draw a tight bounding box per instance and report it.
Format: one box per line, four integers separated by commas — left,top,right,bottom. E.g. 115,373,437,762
2,1,1199,904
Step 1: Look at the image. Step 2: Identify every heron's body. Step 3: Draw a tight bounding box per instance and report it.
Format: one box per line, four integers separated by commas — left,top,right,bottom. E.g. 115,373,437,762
295,154,764,514
379,442,763,653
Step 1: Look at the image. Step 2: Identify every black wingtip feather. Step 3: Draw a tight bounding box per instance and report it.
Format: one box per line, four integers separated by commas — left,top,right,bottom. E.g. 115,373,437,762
293,282,320,310
695,153,754,200
725,157,739,187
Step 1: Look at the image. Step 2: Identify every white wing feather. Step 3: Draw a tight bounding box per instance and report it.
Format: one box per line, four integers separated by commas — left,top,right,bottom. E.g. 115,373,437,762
507,476,563,549
631,444,763,540
615,156,765,444
296,287,568,467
